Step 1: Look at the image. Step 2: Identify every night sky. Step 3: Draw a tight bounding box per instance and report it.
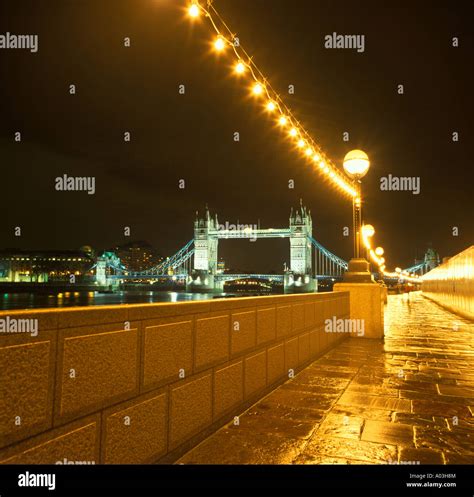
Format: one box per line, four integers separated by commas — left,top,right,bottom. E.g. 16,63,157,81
0,0,472,273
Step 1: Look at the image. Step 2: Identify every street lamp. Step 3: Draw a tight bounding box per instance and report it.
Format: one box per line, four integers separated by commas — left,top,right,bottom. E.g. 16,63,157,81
342,149,373,283
343,149,370,259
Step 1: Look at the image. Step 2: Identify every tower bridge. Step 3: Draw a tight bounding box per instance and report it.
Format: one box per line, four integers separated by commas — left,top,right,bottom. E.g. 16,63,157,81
94,202,434,292
188,201,320,293
95,201,349,292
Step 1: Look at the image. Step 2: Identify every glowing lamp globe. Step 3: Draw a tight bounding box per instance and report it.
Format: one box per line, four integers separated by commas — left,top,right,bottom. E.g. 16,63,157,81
362,224,375,238
375,247,384,256
343,149,370,180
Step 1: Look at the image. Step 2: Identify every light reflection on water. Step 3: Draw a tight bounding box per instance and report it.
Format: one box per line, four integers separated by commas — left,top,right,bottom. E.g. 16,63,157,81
0,291,227,310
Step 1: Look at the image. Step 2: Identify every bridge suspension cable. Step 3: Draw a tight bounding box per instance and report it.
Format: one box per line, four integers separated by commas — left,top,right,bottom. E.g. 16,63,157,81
308,236,348,277
104,240,195,278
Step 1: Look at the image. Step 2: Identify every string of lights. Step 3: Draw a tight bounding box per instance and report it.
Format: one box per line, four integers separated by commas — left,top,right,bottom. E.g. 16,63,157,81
362,225,420,283
187,0,357,198
186,1,420,284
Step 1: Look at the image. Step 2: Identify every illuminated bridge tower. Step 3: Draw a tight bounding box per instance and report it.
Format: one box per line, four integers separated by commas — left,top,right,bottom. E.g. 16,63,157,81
424,247,440,274
186,206,222,292
96,252,122,289
284,201,317,293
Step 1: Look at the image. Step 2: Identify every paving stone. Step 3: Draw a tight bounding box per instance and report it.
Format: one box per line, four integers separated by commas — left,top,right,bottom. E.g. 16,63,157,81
438,384,474,398
361,420,414,447
301,436,397,464
414,426,474,455
338,392,411,412
227,410,316,439
392,412,434,427
332,406,393,422
265,389,338,412
412,400,471,418
253,402,327,424
176,294,474,465
443,452,474,464
294,454,372,465
399,448,444,464
178,429,305,465
317,413,364,440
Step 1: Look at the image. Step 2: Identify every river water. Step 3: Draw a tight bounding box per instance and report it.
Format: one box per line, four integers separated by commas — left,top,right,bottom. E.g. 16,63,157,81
0,291,231,310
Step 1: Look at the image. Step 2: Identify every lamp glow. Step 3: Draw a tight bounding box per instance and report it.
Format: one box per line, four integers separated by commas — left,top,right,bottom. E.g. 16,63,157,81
214,37,225,51
343,149,370,180
279,116,287,126
375,247,384,256
266,101,276,112
235,62,245,74
188,3,200,17
289,128,298,137
362,224,375,238
252,83,264,95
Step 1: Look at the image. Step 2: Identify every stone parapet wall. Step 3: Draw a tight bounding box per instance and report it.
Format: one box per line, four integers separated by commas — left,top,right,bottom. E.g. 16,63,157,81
0,292,349,464
422,245,474,320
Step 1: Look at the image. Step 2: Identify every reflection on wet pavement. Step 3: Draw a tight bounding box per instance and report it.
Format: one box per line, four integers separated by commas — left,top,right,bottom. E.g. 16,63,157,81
178,292,474,464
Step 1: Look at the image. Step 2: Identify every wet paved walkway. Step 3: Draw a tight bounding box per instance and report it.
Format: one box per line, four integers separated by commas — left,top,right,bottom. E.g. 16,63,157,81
178,292,474,464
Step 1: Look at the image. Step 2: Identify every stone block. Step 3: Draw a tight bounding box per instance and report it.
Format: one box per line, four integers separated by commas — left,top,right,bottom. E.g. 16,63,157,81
0,333,56,449
56,326,139,423
102,391,167,464
231,310,256,356
169,373,212,449
298,333,310,365
276,305,291,338
309,329,320,358
285,337,299,373
267,343,285,385
0,415,100,464
291,303,305,333
244,351,267,398
195,314,229,371
214,361,243,419
256,307,276,345
143,319,193,389
333,283,384,338
304,302,315,329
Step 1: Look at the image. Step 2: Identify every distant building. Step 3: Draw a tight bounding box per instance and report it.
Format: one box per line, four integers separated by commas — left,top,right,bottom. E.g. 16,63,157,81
0,249,95,283
412,247,440,275
115,241,162,273
424,248,440,271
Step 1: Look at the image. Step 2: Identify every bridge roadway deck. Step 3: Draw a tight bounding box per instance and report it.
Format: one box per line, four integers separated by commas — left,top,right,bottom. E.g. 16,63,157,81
177,292,474,464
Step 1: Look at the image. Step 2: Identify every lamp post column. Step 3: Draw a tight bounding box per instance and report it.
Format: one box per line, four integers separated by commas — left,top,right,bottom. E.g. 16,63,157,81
353,183,362,259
